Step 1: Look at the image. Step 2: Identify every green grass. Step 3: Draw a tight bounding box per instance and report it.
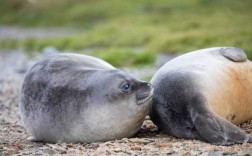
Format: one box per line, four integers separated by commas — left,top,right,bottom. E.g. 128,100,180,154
1,0,252,62
141,74,153,82
89,48,156,67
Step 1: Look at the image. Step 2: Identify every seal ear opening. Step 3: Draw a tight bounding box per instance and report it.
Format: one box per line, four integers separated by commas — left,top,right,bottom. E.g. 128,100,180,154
192,111,251,145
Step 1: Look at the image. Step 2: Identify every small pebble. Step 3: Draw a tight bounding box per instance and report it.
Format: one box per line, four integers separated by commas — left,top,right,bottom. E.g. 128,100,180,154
222,151,237,155
114,148,122,152
130,146,141,151
43,148,57,155
35,151,44,155
129,138,151,144
38,147,50,150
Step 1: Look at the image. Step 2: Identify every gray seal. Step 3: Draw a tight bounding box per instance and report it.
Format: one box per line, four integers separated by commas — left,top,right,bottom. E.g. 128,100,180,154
150,47,252,145
19,53,153,143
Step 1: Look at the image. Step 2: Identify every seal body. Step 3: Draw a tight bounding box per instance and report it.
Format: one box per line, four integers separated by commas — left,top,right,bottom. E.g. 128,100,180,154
150,47,252,145
20,53,153,143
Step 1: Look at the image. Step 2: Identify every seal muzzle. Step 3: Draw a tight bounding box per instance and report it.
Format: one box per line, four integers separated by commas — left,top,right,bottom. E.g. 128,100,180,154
136,82,153,105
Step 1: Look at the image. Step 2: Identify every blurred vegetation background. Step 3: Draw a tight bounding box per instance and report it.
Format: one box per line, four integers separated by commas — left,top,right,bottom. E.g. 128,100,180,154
0,0,252,66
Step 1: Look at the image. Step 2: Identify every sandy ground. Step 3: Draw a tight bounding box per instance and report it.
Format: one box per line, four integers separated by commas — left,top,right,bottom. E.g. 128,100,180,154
0,50,252,156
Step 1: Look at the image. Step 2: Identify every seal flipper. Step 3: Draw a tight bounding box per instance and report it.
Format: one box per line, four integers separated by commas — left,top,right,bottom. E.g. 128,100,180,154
220,47,247,62
192,111,251,145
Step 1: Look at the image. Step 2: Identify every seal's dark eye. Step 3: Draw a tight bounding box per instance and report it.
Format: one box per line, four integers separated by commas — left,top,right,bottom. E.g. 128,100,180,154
121,83,131,92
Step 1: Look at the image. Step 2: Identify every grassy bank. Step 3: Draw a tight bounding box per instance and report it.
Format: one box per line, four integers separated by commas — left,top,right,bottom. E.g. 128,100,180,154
1,0,252,64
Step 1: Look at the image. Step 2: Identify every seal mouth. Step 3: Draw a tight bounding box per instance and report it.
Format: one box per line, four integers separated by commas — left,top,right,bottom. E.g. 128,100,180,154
137,94,152,105
136,82,153,105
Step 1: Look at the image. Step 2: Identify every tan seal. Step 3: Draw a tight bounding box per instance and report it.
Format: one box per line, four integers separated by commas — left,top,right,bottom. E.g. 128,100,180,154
150,47,252,145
